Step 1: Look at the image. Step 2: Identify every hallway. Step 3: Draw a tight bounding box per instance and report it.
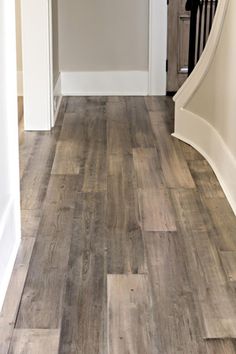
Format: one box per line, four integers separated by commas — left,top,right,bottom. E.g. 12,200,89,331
1,96,236,353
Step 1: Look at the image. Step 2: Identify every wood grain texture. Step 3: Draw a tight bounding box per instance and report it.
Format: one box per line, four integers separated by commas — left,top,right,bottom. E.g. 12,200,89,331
138,188,177,232
108,274,157,354
106,97,132,156
188,160,225,198
220,251,236,286
16,176,79,329
207,339,236,354
59,192,106,354
204,197,236,252
21,130,59,209
150,112,195,188
21,209,41,238
52,114,83,175
106,153,146,274
126,97,155,148
171,189,236,338
9,329,60,354
0,238,35,354
133,148,164,189
144,231,207,354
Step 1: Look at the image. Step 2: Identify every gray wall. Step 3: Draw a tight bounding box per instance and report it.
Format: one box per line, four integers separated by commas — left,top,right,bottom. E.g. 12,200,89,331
52,0,60,86
58,0,149,72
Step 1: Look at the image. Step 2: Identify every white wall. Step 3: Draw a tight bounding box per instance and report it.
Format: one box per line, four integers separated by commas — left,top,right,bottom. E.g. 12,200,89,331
0,0,21,310
173,0,236,214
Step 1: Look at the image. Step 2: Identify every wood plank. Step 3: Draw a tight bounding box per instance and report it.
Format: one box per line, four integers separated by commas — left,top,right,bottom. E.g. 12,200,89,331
52,113,84,175
133,148,164,189
144,231,207,353
21,130,60,210
138,188,177,232
106,153,146,274
171,189,236,338
203,197,236,252
220,251,236,286
21,209,42,238
188,160,225,198
59,192,106,354
107,274,157,354
9,329,60,354
207,339,236,354
126,97,155,148
106,97,132,156
145,96,174,132
80,111,107,192
55,97,67,127
16,176,79,329
53,105,107,191
150,112,196,188
0,238,35,354
179,140,204,161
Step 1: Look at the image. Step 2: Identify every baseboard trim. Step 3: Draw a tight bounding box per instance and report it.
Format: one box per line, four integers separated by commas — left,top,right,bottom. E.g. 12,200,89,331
53,74,62,127
61,71,149,96
0,196,21,310
17,71,23,96
173,109,236,216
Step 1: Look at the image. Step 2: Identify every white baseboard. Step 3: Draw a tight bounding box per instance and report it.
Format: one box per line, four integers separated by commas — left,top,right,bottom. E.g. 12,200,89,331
61,71,149,96
52,74,62,127
17,71,23,96
0,196,21,311
173,109,236,216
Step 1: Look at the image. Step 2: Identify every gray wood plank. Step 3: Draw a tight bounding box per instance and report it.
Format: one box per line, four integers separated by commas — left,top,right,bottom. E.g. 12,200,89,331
9,329,60,354
179,141,204,161
207,339,236,354
106,97,132,156
107,274,157,354
21,130,60,209
188,160,225,198
220,251,236,286
138,187,177,232
150,112,196,188
16,176,79,329
171,189,236,338
126,97,155,148
106,153,146,274
21,209,42,238
203,197,236,252
0,238,35,354
144,231,207,354
133,148,164,189
52,113,84,175
59,192,107,354
80,109,107,192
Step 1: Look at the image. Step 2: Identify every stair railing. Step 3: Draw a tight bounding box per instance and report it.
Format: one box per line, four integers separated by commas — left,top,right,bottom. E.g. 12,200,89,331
186,0,218,74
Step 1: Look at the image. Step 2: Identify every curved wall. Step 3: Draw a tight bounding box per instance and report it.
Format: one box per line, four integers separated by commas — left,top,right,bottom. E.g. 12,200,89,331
173,0,236,214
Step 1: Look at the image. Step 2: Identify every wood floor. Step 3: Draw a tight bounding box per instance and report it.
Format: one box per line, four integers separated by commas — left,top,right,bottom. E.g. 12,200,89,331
1,96,236,353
